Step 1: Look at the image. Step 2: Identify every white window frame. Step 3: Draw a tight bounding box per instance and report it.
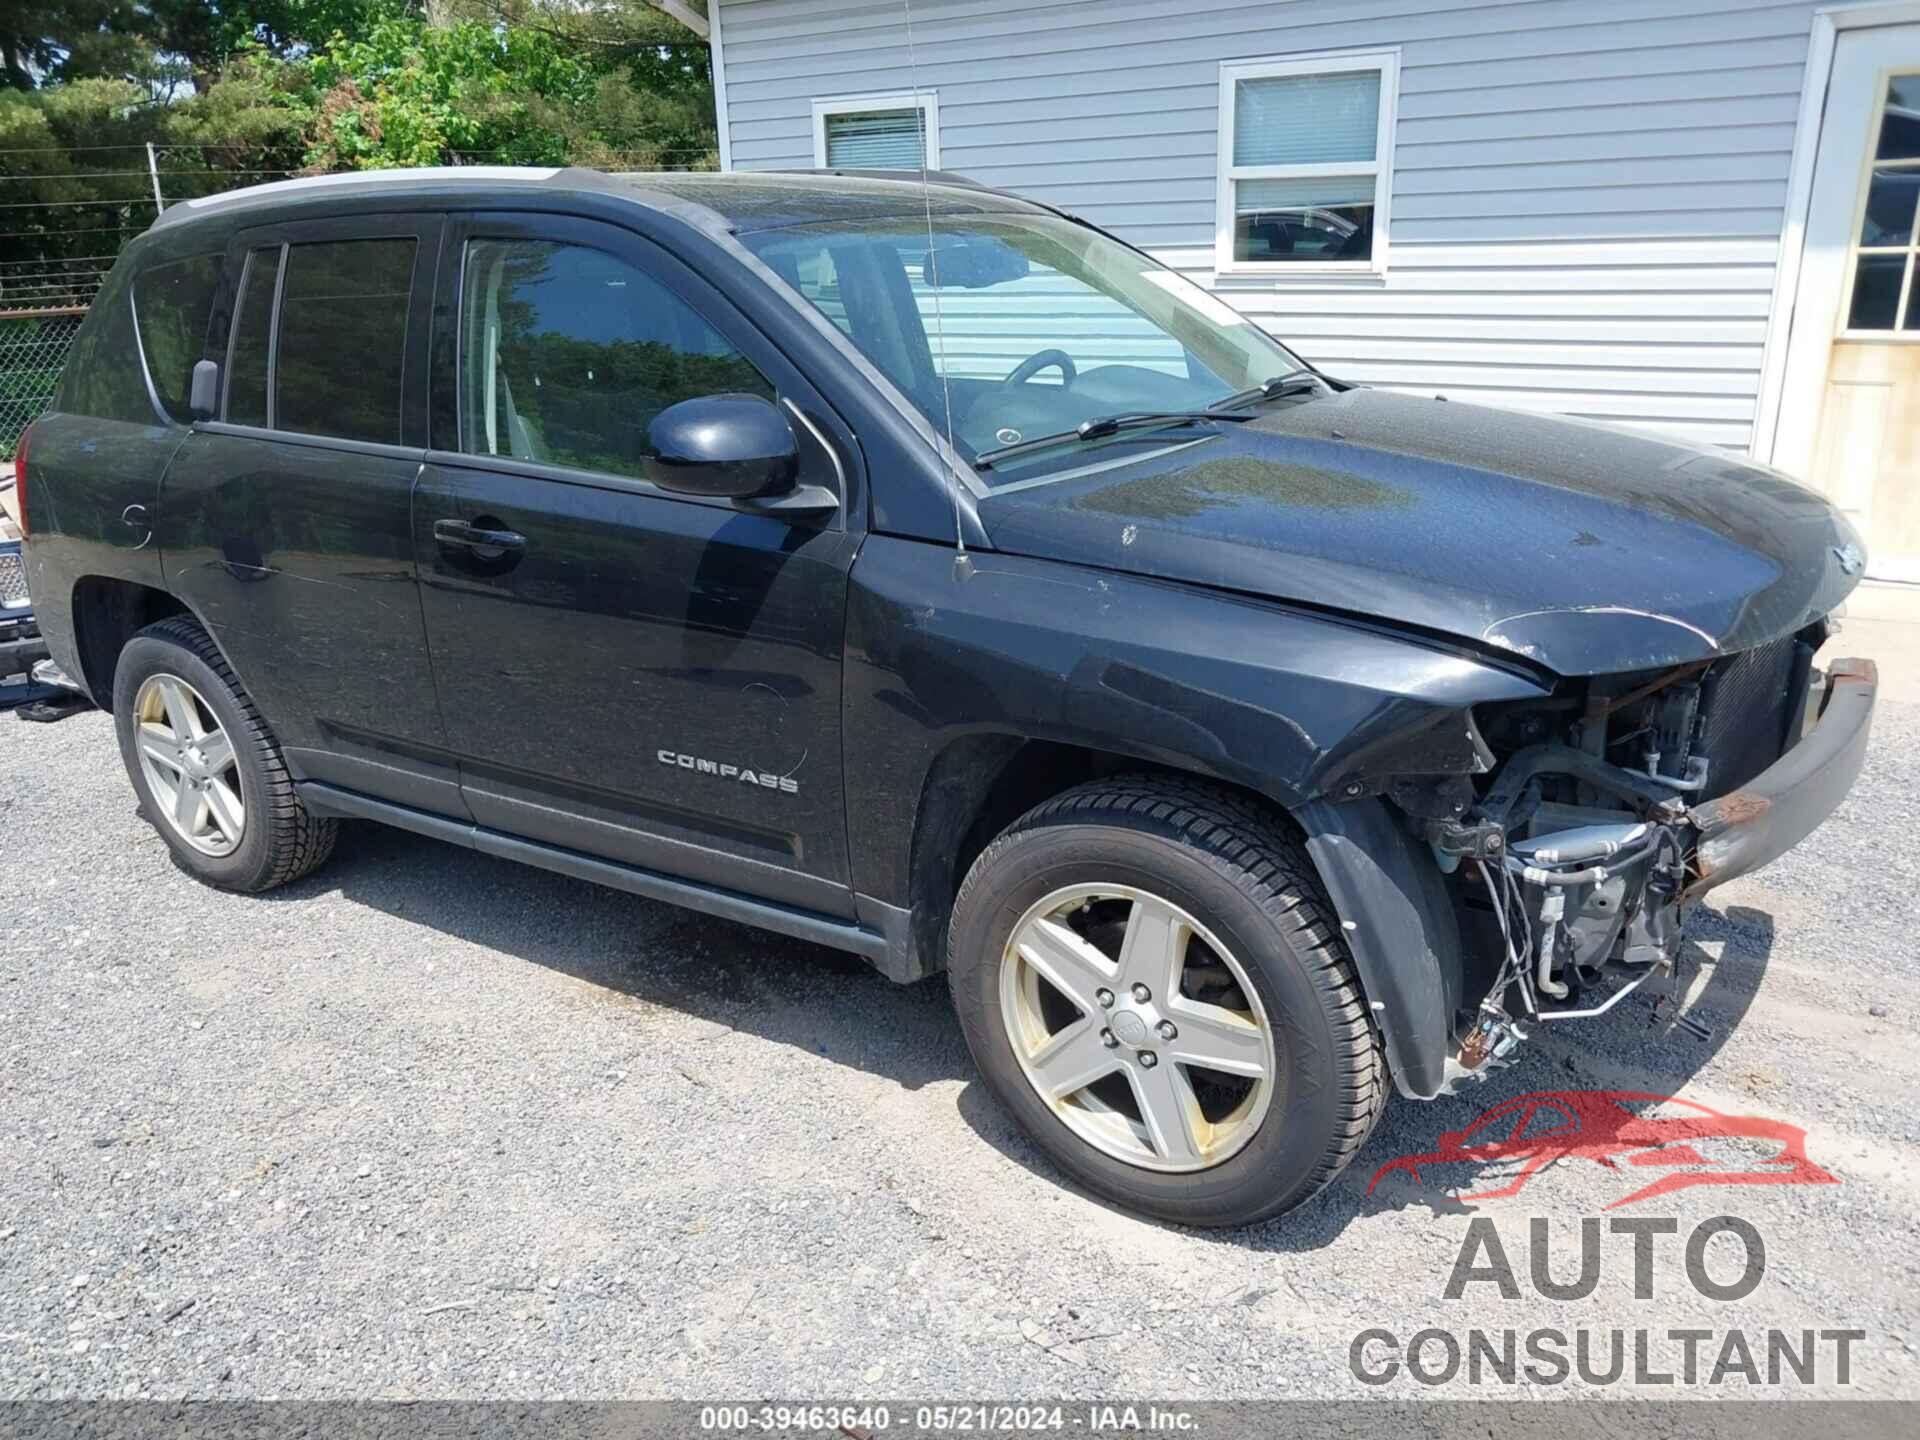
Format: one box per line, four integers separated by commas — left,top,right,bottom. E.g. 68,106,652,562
1214,48,1399,278
811,89,941,171
1835,65,1920,339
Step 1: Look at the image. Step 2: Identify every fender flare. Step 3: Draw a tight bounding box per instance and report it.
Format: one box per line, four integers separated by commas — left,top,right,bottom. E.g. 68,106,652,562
1295,796,1462,1100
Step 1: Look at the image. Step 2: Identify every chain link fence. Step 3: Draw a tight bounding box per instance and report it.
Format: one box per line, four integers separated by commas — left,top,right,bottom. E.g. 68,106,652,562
0,308,86,460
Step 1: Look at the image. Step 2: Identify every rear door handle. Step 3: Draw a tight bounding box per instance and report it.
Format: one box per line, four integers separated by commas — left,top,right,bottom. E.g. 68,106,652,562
433,518,526,552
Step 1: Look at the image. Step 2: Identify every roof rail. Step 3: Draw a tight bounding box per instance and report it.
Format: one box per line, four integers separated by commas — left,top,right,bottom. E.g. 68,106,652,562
767,167,999,193
152,166,564,228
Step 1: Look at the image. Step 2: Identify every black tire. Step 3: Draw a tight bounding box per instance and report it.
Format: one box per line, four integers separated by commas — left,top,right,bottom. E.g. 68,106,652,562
112,616,337,892
947,775,1386,1228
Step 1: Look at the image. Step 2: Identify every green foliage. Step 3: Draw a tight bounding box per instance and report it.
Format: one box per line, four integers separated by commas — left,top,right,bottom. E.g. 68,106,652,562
302,16,597,169
3,3,422,94
298,8,716,172
0,64,310,272
0,1,717,280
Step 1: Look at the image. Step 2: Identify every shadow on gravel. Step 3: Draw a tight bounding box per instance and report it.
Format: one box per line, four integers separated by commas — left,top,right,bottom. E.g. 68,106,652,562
261,820,973,1092
264,821,1779,1247
955,901,1778,1250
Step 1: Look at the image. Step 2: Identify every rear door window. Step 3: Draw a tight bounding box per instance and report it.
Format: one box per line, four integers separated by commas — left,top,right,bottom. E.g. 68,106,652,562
132,254,223,422
274,238,416,445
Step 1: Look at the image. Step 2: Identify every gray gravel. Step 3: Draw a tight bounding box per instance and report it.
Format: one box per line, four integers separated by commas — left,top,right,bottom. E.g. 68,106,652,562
2,692,1917,1400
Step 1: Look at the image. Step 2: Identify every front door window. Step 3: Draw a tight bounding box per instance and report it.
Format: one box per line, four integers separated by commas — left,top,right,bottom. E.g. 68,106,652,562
457,238,772,485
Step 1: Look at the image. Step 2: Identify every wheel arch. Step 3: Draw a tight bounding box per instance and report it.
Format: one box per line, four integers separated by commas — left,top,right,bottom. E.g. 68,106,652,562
67,575,194,706
1291,796,1464,1101
901,734,1464,1100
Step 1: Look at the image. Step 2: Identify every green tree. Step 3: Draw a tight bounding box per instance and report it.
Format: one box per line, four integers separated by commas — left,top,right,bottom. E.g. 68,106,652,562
299,7,714,172
0,0,715,280
447,2,711,105
0,62,309,275
2,3,423,92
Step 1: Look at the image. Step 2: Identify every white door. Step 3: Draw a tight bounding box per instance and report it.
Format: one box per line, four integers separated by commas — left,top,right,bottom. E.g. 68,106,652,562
1775,25,1920,601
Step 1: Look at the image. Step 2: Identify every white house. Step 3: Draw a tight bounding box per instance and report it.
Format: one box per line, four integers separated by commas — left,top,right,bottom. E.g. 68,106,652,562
703,0,1920,619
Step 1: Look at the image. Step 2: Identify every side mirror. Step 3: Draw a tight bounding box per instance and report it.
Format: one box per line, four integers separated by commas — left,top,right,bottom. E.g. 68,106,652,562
646,394,799,500
189,359,220,419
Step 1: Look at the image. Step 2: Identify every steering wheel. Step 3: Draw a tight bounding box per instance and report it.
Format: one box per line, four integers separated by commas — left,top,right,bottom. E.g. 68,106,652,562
1003,348,1077,388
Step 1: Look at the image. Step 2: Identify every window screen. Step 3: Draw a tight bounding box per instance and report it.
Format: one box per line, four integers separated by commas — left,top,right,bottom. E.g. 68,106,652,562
224,246,278,428
458,239,772,484
824,108,927,169
272,238,415,444
133,255,223,422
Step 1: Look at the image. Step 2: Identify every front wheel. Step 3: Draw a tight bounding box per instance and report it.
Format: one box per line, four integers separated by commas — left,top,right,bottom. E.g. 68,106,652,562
947,777,1386,1227
112,617,336,892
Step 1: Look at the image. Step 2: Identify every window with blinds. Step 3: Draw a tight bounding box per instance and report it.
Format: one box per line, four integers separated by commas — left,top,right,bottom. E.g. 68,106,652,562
1215,51,1398,273
826,109,925,169
813,91,939,171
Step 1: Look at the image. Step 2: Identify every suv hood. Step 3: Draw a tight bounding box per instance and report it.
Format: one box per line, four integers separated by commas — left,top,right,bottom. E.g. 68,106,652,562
977,389,1863,676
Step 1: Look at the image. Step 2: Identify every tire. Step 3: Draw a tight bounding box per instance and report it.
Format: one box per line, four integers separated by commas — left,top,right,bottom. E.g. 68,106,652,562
112,616,337,892
947,775,1386,1227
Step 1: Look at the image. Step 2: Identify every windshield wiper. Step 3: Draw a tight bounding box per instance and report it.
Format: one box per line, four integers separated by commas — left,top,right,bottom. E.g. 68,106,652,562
973,409,1255,471
1207,368,1330,413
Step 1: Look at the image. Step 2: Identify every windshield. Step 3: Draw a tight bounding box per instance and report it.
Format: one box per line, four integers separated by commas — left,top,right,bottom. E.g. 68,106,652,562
741,213,1304,482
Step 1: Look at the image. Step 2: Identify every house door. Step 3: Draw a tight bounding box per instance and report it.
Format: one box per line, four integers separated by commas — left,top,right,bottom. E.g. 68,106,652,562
1775,25,1920,609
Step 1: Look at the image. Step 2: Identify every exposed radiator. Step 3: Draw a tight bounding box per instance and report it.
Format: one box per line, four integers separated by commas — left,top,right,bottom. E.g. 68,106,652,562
1696,635,1804,799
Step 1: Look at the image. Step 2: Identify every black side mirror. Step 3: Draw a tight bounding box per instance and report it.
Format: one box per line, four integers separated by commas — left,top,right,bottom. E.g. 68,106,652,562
189,359,220,419
646,394,799,500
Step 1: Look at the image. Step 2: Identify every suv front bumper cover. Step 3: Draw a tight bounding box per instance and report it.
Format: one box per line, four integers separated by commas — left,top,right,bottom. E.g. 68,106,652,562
1686,656,1876,895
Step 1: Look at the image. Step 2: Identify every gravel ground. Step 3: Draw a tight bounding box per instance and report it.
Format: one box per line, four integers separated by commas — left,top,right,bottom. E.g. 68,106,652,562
1,679,1917,1401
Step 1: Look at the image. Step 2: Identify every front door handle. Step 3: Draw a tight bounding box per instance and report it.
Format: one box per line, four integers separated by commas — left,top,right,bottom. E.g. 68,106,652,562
433,518,526,552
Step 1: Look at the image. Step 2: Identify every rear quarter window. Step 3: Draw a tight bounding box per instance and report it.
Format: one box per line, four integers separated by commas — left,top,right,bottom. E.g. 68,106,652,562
132,254,224,423
53,276,156,426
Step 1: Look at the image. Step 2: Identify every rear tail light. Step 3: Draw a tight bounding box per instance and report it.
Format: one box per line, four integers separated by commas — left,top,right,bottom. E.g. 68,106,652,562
9,420,29,538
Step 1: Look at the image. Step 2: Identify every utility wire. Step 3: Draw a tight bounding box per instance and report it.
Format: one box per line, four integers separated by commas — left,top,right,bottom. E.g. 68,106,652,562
0,169,293,182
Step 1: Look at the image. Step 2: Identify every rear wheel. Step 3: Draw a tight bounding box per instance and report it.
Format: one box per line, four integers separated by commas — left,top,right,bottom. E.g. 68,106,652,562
112,617,336,891
947,776,1386,1227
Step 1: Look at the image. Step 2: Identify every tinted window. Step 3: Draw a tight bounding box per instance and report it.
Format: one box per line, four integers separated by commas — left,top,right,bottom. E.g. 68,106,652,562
275,238,415,444
54,280,156,425
458,238,772,483
133,254,223,422
225,246,278,428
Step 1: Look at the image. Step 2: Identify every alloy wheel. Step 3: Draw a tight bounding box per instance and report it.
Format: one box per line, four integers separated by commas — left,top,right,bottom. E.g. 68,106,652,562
998,884,1277,1172
133,673,245,857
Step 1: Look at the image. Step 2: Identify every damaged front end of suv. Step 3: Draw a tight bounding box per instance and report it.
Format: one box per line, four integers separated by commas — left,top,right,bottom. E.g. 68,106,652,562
1388,626,1877,1093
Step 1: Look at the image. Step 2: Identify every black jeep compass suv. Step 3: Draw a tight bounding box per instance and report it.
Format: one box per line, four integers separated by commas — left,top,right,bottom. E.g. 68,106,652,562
17,167,1875,1226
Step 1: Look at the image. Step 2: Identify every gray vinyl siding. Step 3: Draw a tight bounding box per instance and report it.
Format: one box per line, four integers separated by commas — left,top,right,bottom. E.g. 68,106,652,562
716,0,1825,449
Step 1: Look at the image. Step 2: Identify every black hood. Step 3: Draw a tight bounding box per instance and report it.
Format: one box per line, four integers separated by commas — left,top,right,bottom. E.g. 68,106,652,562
977,389,1863,676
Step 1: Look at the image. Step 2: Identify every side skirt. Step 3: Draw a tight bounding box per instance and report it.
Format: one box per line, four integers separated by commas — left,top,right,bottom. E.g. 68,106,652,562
296,780,901,970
